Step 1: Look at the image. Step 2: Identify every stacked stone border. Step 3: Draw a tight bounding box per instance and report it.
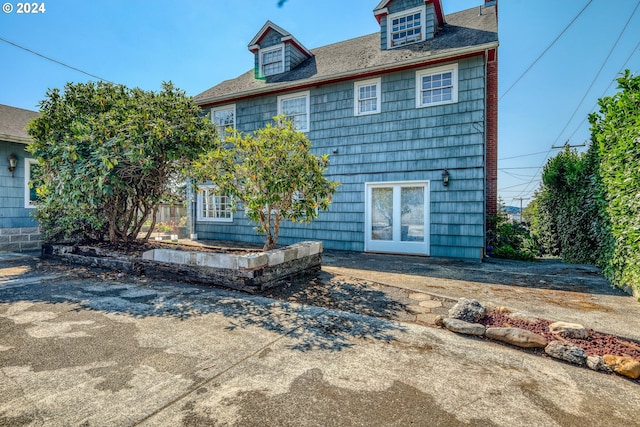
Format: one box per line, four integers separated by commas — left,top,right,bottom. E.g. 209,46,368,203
0,227,41,252
42,241,322,293
436,298,640,381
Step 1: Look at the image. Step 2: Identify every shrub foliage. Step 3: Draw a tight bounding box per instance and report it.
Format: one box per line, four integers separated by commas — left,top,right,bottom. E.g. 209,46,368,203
192,116,338,251
28,81,217,243
529,70,639,295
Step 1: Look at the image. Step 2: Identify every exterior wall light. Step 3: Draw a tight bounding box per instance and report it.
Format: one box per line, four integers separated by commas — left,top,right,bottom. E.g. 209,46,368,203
8,154,17,177
442,169,450,187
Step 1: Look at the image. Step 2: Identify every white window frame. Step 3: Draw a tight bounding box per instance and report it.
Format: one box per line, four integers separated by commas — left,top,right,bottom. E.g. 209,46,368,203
260,44,285,77
211,104,236,138
415,64,458,108
364,181,430,255
387,6,426,49
196,185,233,222
354,77,382,116
277,91,310,132
24,158,39,209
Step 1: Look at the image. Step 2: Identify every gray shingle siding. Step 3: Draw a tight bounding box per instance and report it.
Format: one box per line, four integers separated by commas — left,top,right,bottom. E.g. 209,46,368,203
286,44,307,70
0,141,38,229
259,28,283,49
196,55,487,257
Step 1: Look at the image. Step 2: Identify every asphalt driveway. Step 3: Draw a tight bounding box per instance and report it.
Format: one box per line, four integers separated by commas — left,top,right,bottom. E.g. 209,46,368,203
1,252,639,426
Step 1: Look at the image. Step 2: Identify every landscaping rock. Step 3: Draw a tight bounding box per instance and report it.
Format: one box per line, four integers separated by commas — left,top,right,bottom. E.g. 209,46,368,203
549,321,589,339
603,355,640,379
448,298,486,323
442,318,486,336
586,355,611,373
485,327,547,348
434,315,445,327
544,341,587,365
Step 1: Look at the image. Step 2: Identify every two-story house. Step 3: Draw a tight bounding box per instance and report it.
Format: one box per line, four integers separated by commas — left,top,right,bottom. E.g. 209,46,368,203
191,0,498,259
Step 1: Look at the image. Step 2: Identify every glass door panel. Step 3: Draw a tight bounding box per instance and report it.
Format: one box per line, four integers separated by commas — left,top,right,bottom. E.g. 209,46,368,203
401,187,424,242
371,187,393,241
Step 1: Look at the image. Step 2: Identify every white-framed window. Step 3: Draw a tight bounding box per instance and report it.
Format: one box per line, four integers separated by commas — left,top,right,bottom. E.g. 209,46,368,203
197,185,233,222
260,44,284,77
211,104,236,138
277,91,310,132
354,78,382,116
24,158,40,208
388,6,425,49
415,64,458,108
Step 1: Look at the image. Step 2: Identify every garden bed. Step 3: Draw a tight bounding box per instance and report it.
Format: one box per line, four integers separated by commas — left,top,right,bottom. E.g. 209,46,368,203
41,240,322,293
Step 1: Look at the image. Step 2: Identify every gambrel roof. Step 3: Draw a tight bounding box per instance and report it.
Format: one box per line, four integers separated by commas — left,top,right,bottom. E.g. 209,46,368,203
194,5,497,107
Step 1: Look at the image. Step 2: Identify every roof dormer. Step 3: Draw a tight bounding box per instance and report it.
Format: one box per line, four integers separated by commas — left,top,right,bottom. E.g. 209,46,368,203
373,0,445,50
248,21,313,80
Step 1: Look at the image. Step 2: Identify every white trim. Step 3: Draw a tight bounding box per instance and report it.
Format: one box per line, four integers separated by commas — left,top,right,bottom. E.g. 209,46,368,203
364,181,430,255
211,104,236,138
387,5,426,49
277,90,310,132
259,44,285,77
354,77,382,116
415,63,458,108
196,185,233,222
24,158,38,209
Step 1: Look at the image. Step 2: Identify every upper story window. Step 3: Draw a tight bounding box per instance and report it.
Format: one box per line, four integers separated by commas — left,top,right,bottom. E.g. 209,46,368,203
278,91,310,132
260,45,284,77
354,78,381,116
388,6,425,48
415,64,458,108
211,104,236,138
197,185,233,222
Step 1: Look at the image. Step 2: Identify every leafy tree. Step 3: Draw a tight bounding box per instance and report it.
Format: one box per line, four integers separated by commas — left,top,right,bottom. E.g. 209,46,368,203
487,199,539,261
527,70,639,296
28,81,217,243
193,116,338,250
589,69,640,292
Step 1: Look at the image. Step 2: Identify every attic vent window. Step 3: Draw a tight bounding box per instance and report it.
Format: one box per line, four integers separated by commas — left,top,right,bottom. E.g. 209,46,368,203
388,6,424,48
260,45,284,76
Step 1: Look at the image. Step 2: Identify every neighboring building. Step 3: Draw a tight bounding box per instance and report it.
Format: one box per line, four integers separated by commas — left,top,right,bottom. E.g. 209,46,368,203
0,104,41,251
192,0,498,259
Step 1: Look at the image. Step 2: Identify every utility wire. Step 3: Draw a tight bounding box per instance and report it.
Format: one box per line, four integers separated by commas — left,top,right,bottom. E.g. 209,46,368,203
499,0,592,101
499,150,551,161
0,36,112,83
509,2,639,200
565,38,640,142
551,0,640,147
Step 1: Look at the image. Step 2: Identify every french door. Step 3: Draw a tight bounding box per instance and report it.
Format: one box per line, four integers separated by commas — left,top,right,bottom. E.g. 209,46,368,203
365,181,430,255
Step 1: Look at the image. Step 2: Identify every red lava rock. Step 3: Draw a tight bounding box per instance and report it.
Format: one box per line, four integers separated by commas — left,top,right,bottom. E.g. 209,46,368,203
481,310,640,361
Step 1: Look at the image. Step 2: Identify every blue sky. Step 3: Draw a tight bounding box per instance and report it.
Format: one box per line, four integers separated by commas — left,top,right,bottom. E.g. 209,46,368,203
1,0,639,205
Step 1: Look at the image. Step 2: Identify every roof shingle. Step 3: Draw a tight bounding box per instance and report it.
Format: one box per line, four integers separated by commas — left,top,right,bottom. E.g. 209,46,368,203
194,5,497,106
0,104,39,144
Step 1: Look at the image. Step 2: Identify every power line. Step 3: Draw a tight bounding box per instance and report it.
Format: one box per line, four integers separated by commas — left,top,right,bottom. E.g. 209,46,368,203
0,36,112,83
499,150,551,161
565,38,640,142
499,0,593,101
551,0,640,147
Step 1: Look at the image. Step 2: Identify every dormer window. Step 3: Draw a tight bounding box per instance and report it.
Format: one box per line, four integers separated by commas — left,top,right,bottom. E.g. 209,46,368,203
260,45,284,77
249,21,313,80
388,6,425,48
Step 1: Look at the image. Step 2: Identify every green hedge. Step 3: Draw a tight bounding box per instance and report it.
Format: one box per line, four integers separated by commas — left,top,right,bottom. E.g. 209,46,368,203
529,71,640,297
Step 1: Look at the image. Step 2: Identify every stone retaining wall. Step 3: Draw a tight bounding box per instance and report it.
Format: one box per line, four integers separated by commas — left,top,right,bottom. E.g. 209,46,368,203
0,227,41,252
42,241,322,293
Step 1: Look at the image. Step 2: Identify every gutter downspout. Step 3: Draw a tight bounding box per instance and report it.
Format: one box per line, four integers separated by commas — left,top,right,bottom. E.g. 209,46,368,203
483,48,489,260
